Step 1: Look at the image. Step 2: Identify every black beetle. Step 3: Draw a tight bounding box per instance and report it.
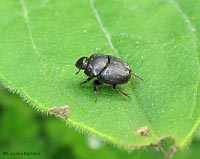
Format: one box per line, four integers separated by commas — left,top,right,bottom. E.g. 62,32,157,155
75,54,142,102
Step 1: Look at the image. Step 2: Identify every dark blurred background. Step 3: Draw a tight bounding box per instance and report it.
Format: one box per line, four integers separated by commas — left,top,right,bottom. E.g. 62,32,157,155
0,86,200,159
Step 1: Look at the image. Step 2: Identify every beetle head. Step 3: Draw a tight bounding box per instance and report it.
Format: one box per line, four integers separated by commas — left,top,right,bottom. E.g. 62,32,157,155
75,57,88,74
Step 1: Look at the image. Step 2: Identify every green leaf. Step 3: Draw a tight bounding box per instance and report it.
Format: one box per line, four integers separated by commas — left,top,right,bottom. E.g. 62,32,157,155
0,0,199,153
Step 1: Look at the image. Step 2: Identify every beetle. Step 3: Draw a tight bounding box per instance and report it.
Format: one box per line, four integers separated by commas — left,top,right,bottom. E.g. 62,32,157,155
75,54,142,102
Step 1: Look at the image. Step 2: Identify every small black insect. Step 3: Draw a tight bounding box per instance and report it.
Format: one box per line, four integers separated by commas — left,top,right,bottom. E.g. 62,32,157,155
75,54,142,102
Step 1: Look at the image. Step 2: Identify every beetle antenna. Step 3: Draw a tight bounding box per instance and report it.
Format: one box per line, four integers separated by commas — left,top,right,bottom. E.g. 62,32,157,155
75,69,81,75
131,72,143,81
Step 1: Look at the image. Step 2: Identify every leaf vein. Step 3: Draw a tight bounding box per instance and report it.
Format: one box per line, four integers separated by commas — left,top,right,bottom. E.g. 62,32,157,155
20,0,41,58
89,0,119,57
169,0,196,38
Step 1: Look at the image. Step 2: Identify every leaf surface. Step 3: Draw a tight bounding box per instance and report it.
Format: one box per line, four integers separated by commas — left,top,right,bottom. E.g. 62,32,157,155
0,0,199,150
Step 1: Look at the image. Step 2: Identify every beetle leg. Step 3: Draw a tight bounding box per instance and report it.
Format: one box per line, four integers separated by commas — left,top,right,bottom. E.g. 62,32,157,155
131,72,143,81
93,80,102,102
80,77,92,86
75,69,81,75
112,84,131,99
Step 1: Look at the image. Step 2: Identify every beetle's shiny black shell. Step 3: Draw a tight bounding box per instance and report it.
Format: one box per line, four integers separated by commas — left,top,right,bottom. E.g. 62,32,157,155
84,54,131,84
84,54,108,77
98,55,131,84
